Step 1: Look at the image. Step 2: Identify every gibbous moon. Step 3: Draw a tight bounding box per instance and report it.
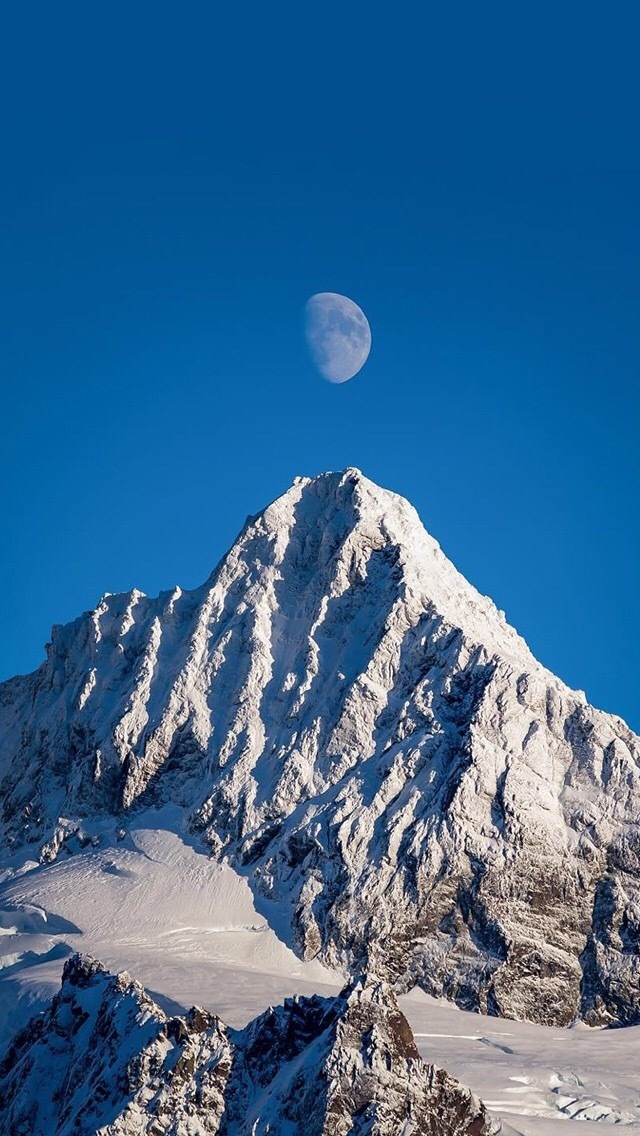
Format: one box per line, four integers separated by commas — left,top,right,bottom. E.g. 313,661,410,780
305,292,371,383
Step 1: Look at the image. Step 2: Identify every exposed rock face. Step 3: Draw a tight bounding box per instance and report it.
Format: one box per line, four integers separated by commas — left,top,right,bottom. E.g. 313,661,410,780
1,469,640,1026
0,954,490,1136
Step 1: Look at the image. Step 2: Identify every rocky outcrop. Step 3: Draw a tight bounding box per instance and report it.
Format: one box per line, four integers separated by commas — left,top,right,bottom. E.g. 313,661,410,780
0,954,490,1136
1,469,640,1026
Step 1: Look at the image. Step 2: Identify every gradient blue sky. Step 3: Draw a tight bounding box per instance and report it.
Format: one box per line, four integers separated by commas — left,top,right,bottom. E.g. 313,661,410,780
1,4,638,729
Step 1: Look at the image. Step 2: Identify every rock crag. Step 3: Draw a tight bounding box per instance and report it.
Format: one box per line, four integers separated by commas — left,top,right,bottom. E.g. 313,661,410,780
0,954,490,1136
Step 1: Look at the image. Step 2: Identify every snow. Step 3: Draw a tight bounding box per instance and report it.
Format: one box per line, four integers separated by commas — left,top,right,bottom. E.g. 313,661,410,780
401,987,640,1132
1,817,640,1133
2,468,640,1130
0,810,341,1035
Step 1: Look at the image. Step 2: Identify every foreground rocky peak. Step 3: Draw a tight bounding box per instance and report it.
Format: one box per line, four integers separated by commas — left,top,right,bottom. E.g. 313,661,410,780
0,954,490,1136
1,469,640,1027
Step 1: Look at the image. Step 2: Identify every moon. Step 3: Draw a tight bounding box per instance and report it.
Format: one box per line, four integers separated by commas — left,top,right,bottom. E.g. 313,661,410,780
305,292,371,383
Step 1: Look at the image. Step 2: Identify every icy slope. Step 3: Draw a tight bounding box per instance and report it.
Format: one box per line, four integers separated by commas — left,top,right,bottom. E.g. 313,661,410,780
0,954,490,1136
0,814,341,1047
1,469,640,1026
402,986,640,1131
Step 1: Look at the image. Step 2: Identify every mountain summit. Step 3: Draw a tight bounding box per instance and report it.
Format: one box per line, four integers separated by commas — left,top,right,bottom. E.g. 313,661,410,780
1,469,639,1027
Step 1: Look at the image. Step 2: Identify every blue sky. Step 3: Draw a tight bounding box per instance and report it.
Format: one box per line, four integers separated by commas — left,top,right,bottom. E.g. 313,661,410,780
1,4,638,729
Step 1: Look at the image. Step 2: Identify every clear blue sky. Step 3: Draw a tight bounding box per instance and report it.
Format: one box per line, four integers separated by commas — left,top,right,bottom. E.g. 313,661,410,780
1,4,638,729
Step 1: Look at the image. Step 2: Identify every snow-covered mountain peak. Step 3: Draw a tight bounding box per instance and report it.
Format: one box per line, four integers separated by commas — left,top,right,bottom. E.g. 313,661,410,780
210,465,538,675
1,470,640,1028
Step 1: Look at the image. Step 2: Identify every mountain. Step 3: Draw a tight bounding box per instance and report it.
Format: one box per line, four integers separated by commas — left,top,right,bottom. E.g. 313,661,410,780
0,954,490,1136
1,468,639,1028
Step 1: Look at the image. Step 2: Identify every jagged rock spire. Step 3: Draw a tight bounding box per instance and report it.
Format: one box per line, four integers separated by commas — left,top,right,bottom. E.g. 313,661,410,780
0,954,490,1136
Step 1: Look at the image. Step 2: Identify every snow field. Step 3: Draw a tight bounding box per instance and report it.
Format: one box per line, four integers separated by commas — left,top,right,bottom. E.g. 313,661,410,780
1,822,639,1134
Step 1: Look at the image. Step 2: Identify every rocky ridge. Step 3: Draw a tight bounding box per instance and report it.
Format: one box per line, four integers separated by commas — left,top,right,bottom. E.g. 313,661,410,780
1,469,639,1027
0,954,491,1136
